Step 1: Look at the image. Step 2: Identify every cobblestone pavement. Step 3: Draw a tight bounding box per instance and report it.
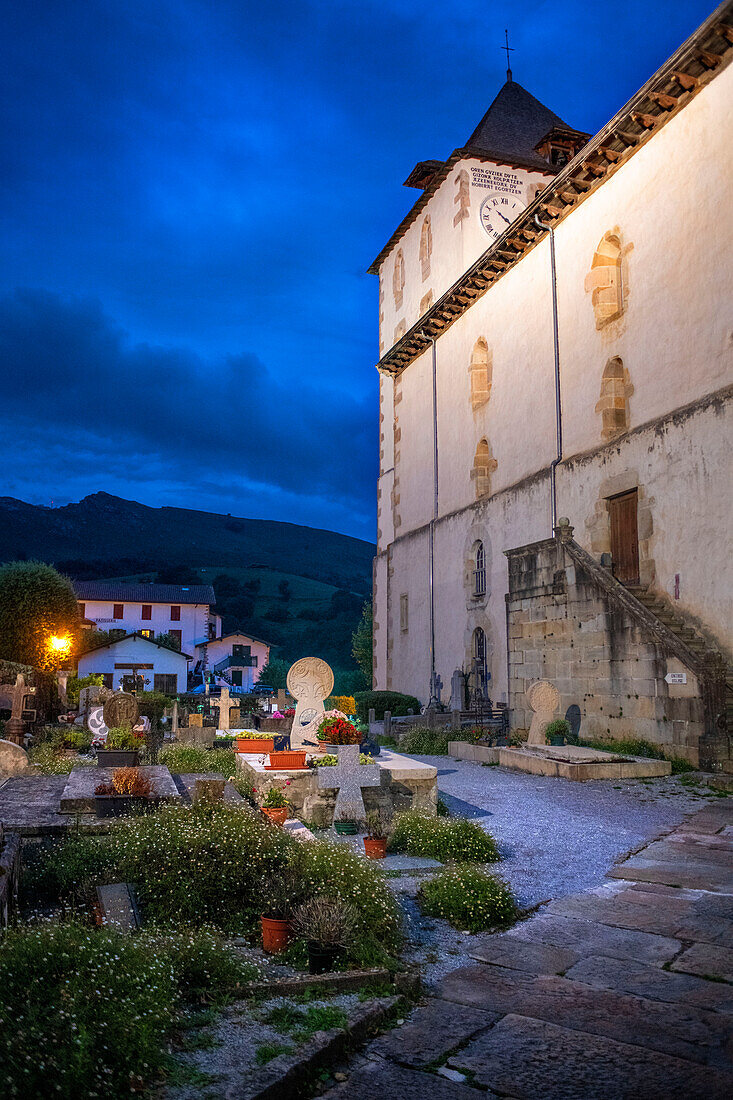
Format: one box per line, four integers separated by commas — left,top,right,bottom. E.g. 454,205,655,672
323,800,733,1099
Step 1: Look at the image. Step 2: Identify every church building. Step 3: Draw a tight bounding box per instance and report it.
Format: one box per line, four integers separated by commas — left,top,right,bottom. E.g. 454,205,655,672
371,6,733,770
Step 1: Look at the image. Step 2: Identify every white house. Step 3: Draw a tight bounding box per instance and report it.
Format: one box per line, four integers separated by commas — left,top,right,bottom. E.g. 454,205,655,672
76,632,191,695
73,582,220,656
196,632,270,692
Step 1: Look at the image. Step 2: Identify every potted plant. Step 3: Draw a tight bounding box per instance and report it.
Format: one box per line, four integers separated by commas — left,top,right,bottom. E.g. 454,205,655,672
236,730,276,754
292,897,356,974
52,727,92,757
363,809,391,859
260,871,304,954
260,785,290,826
97,726,143,767
545,718,571,747
317,714,360,753
260,710,293,733
95,767,153,817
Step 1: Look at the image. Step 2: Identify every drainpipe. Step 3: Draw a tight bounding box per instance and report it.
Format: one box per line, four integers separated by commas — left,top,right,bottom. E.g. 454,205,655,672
534,214,563,534
422,332,439,706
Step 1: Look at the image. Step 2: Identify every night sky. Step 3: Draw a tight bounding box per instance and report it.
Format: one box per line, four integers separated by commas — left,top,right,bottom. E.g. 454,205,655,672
1,0,712,541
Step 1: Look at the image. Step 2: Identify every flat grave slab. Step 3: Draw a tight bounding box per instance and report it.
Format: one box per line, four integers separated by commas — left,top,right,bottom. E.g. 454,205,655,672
0,775,74,834
497,744,671,780
60,764,180,813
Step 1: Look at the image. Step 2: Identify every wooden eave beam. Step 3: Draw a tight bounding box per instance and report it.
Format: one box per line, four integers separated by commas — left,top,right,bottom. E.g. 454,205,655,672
696,48,723,67
670,69,699,89
614,129,642,146
649,90,679,109
715,22,733,44
632,111,659,129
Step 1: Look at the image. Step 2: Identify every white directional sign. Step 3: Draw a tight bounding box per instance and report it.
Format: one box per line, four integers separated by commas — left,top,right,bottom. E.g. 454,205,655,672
665,672,687,685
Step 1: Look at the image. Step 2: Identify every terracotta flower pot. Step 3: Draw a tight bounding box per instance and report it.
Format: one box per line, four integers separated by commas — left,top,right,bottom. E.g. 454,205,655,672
363,836,387,859
262,806,288,826
266,750,308,770
261,914,291,953
237,737,274,754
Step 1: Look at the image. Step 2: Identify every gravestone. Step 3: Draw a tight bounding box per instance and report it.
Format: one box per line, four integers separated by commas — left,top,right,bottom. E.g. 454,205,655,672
565,704,582,742
526,680,560,745
0,739,30,775
316,743,380,824
188,713,203,728
217,686,232,730
87,705,108,740
102,692,139,731
193,777,226,802
95,883,140,932
230,707,241,728
287,657,334,748
3,674,36,745
450,669,466,712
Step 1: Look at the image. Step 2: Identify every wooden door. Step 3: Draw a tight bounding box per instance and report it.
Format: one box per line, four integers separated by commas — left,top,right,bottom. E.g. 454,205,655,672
609,490,640,584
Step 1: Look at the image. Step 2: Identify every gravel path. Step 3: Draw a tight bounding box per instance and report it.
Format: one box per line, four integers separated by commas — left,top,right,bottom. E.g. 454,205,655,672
397,757,718,985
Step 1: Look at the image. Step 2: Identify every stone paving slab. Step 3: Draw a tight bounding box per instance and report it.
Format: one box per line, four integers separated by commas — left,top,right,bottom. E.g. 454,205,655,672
368,1001,497,1068
639,838,733,866
435,966,731,1066
564,955,733,1013
325,1058,489,1099
545,888,733,947
467,937,579,975
608,856,733,891
671,942,733,983
447,1013,733,1099
503,913,681,965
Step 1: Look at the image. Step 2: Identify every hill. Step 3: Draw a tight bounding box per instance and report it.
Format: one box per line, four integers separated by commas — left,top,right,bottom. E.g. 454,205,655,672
0,493,374,678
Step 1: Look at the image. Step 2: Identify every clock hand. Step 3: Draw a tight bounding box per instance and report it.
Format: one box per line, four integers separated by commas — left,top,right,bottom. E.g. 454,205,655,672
497,211,511,225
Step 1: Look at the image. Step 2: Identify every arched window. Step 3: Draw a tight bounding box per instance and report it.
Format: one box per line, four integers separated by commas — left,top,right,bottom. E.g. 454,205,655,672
469,338,491,411
585,233,624,328
392,249,405,310
471,438,496,500
419,290,434,316
420,216,432,281
473,542,486,597
473,627,488,698
595,357,634,442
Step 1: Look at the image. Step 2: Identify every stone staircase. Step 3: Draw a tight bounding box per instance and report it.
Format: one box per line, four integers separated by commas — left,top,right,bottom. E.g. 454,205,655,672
626,584,733,747
558,529,730,771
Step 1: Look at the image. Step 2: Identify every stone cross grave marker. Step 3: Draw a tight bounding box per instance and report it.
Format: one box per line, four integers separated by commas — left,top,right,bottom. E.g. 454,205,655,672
287,657,334,747
317,744,380,824
526,679,560,745
450,669,466,712
217,685,232,730
3,674,36,745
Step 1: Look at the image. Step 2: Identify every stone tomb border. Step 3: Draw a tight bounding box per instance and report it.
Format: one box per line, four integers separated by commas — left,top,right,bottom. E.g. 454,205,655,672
449,741,671,781
236,748,438,827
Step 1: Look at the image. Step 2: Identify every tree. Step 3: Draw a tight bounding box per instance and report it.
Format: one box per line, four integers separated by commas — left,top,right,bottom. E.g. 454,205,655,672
0,561,80,670
351,600,373,683
278,580,291,601
257,657,289,690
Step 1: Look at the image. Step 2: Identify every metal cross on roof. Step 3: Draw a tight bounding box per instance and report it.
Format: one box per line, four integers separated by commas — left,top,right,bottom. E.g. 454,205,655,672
502,28,514,81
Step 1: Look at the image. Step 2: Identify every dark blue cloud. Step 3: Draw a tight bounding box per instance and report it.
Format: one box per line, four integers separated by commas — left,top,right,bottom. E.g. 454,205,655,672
0,0,713,539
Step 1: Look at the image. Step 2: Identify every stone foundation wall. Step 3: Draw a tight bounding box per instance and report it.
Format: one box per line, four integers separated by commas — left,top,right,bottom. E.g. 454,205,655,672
506,538,706,764
236,755,437,828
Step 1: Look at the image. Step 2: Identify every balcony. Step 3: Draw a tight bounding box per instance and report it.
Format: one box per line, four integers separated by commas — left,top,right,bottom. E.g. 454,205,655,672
214,655,257,672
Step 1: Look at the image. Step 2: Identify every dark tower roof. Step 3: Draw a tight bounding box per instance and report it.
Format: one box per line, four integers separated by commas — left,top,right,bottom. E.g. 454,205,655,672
465,79,575,168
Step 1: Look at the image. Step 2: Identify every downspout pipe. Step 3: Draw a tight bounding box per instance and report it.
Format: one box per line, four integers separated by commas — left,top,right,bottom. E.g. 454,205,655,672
534,214,563,534
427,333,439,706
416,330,440,707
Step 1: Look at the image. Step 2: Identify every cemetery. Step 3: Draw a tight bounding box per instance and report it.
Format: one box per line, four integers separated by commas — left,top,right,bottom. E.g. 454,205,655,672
1,641,731,1096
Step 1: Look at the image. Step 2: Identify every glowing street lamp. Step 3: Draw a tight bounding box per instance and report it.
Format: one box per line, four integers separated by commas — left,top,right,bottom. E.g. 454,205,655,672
48,634,71,660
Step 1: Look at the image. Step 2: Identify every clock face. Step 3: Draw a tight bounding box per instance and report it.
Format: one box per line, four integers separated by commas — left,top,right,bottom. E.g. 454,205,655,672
480,192,526,239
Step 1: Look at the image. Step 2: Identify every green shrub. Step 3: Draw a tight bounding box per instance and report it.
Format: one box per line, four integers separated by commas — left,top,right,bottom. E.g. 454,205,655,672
544,718,570,743
389,810,500,863
295,840,402,964
577,736,695,774
105,726,140,750
353,690,421,722
27,744,95,775
399,726,480,755
51,726,92,752
159,743,237,777
419,865,518,932
64,673,104,709
0,922,256,1099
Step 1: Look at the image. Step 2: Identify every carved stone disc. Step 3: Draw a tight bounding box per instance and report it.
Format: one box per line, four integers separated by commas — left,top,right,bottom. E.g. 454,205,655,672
102,692,140,730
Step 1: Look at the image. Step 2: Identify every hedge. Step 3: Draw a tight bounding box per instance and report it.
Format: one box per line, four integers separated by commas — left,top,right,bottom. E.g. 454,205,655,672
353,690,421,722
